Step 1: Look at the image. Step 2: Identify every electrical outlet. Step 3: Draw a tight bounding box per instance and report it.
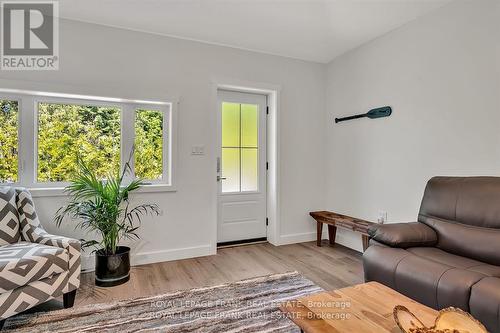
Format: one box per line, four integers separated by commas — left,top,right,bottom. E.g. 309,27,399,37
377,211,387,224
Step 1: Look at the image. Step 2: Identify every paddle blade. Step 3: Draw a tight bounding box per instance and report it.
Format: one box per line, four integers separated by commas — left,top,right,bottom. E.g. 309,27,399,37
366,106,392,119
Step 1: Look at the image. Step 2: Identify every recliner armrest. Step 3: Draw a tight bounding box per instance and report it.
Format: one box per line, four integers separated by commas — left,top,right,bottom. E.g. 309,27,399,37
368,222,437,248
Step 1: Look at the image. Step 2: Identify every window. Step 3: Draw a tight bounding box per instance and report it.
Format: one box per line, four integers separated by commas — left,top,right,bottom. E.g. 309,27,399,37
0,90,173,190
221,102,259,192
0,99,19,183
135,109,164,181
37,102,121,182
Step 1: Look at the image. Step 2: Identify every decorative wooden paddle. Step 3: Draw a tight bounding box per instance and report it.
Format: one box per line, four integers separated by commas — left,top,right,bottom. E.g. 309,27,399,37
335,106,392,123
393,305,488,333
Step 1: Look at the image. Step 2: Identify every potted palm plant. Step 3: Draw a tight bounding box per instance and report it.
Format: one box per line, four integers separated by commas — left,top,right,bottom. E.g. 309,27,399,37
55,156,159,287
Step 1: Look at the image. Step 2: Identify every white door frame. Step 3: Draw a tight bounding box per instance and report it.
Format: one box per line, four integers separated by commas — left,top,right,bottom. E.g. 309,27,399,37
210,78,281,253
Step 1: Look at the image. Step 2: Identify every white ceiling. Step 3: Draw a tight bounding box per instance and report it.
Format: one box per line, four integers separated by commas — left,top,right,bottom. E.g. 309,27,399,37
59,0,453,63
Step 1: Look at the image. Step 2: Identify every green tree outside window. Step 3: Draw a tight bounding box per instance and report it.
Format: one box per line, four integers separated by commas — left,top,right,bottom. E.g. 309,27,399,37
0,100,19,183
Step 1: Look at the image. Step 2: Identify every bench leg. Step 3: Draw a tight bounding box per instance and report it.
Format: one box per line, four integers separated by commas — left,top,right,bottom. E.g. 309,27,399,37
362,235,370,252
316,222,323,246
328,225,337,246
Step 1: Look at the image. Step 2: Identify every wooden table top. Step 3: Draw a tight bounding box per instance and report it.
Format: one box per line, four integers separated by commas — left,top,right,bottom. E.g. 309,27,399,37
280,281,438,333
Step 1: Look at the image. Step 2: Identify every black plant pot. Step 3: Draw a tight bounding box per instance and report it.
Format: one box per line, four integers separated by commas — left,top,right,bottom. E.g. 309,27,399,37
95,246,130,287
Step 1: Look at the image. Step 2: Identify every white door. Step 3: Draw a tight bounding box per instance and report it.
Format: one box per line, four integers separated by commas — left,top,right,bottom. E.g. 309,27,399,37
217,90,267,243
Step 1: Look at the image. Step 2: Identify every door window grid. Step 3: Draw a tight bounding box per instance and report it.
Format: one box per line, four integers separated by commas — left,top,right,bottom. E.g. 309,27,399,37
221,102,258,193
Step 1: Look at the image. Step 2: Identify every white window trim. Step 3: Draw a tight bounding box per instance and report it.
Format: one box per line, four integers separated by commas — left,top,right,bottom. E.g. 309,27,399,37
0,89,177,197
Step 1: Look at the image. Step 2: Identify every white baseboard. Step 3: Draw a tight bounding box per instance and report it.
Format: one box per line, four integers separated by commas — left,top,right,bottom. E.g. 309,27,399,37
335,229,363,253
81,244,215,272
81,255,94,271
278,230,328,245
278,231,316,245
278,230,362,253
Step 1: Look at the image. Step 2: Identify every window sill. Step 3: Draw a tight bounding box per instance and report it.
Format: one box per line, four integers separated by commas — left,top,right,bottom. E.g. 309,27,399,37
29,184,177,198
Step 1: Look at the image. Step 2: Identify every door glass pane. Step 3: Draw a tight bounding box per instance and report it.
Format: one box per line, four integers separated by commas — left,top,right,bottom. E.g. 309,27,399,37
222,103,240,147
241,148,258,191
135,109,163,180
0,100,19,183
222,148,240,192
221,100,260,193
241,104,258,148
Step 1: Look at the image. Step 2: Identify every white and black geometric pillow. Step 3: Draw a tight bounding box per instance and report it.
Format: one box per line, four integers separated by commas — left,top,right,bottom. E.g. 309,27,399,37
0,187,20,245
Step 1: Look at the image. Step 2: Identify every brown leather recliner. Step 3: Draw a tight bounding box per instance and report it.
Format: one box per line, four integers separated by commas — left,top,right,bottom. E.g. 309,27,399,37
364,176,500,333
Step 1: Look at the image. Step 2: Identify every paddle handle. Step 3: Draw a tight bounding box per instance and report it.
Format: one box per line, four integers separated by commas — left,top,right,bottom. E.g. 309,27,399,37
335,113,367,123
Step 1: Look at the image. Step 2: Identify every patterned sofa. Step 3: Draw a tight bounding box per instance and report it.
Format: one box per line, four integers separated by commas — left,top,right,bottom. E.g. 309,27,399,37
0,187,81,328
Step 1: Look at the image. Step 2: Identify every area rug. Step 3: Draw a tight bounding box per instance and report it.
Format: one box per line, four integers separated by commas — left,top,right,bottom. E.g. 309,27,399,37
5,271,322,332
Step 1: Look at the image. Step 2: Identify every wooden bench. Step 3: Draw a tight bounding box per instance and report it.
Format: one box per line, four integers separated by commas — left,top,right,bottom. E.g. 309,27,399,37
309,211,375,252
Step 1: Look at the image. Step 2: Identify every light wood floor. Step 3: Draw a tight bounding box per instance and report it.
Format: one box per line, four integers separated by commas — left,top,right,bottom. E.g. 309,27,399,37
75,240,364,307
26,240,363,314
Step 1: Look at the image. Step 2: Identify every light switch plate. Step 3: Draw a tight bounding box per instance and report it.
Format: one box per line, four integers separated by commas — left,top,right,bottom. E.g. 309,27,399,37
191,145,205,155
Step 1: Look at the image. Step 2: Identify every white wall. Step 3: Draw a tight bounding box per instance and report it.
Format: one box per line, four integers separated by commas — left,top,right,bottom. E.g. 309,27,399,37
326,0,500,251
0,19,326,270
4,0,495,261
